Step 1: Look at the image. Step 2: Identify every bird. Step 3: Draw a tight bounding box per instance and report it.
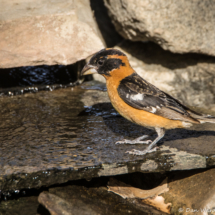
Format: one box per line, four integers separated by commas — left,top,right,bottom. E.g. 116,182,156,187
81,48,215,155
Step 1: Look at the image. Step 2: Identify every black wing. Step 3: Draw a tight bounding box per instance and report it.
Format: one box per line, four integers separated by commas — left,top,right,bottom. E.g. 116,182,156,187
117,73,199,123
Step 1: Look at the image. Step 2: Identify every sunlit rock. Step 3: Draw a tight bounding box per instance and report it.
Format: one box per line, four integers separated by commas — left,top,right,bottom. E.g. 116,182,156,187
104,0,215,56
0,0,104,68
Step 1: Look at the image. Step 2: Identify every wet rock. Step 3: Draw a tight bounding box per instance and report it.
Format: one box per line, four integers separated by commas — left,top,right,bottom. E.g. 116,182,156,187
103,41,215,108
1,82,215,192
162,168,215,214
104,0,215,56
0,196,44,215
0,0,104,68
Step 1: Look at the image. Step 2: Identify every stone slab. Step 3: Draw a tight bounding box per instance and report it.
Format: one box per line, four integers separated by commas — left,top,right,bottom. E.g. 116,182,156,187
1,81,215,192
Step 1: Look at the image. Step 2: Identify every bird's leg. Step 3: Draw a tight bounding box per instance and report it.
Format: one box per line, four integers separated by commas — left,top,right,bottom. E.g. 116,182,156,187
126,127,165,155
115,135,152,145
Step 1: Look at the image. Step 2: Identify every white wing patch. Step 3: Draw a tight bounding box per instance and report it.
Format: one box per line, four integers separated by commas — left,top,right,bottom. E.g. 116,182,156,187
182,122,193,127
149,107,157,113
131,93,144,101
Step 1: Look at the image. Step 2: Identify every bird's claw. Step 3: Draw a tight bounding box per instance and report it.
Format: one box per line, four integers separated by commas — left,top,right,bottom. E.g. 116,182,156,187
115,139,127,144
126,147,157,155
141,140,152,144
115,139,152,145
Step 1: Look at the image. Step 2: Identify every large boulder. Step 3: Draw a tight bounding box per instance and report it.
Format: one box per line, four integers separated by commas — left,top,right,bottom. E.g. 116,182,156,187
0,0,104,68
104,0,215,56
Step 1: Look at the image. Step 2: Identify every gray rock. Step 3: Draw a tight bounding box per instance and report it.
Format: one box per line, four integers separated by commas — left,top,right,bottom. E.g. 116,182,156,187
1,82,215,193
104,0,215,56
0,0,104,68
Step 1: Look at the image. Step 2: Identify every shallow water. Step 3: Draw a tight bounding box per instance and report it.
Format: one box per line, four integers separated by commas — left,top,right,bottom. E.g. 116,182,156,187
1,81,215,193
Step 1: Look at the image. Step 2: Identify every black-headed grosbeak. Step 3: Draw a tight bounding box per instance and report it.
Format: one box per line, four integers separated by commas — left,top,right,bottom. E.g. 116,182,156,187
81,48,215,155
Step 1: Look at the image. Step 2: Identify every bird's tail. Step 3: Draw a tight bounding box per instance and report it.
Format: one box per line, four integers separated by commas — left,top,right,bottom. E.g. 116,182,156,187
187,110,215,124
160,91,215,124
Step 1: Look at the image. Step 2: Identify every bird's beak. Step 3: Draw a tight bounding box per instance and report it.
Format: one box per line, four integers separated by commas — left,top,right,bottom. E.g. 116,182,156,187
81,63,98,76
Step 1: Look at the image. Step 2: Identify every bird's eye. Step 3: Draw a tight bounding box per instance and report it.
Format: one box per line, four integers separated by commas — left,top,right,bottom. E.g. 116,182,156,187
97,59,104,66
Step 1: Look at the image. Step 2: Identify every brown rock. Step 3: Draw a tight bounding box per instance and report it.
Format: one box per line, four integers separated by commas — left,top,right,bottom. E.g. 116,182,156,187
38,191,98,215
108,178,169,200
45,183,164,214
104,0,215,56
162,169,215,214
0,0,104,68
108,178,171,214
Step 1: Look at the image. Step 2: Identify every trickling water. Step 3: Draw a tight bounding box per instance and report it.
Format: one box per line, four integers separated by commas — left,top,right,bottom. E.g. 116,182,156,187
0,64,79,88
0,60,87,96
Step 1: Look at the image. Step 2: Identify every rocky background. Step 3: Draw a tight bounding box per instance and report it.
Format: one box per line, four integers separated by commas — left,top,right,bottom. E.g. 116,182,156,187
1,0,215,214
1,0,215,109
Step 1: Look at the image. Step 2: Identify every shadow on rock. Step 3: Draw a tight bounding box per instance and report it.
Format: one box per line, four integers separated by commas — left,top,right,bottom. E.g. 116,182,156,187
119,41,215,70
78,102,215,148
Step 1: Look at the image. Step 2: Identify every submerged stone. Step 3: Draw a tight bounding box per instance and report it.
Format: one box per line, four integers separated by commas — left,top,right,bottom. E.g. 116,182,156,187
1,81,215,192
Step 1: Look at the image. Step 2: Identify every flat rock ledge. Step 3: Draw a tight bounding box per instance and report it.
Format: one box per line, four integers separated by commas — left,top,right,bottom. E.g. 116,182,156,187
1,82,215,192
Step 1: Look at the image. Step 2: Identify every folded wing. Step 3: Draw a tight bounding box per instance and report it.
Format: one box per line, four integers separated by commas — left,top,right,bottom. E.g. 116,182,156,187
117,73,199,124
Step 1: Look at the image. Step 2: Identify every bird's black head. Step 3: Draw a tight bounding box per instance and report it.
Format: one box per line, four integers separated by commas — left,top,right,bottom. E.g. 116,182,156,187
81,48,127,77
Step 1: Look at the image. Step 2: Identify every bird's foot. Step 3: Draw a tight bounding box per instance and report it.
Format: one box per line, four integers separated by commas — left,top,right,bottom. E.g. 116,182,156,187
126,147,158,155
115,135,151,145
